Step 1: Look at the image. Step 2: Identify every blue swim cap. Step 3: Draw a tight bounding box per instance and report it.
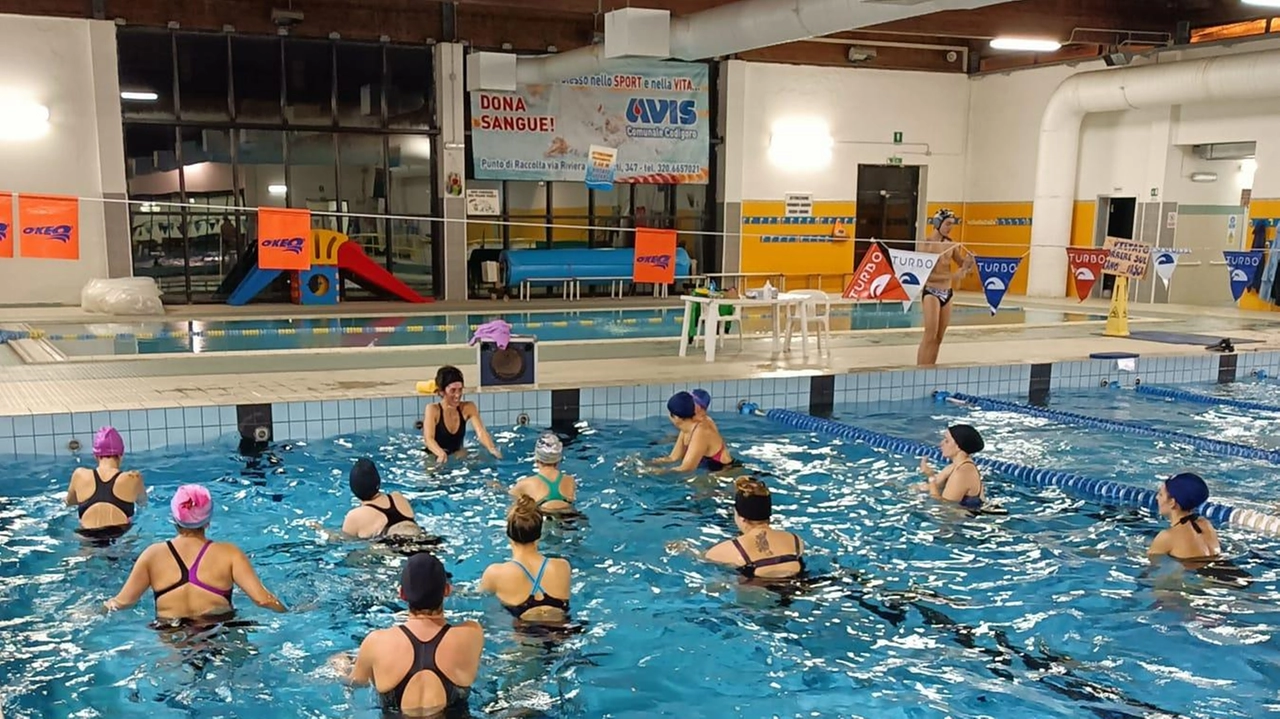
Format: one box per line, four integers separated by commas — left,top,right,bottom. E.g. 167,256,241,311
1165,472,1209,512
667,391,697,419
691,388,711,410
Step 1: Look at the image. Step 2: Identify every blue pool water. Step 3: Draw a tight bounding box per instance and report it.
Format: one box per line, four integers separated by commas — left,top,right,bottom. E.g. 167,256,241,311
4,385,1279,718
36,305,1107,356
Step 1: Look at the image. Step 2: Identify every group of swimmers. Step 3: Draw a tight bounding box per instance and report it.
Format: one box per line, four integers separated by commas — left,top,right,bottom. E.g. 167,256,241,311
65,363,1225,716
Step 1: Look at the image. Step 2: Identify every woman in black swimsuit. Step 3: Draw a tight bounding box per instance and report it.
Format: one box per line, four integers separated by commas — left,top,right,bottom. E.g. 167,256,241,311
423,365,501,464
480,494,571,623
65,426,148,541
341,458,423,539
334,553,484,717
701,478,805,580
916,208,975,367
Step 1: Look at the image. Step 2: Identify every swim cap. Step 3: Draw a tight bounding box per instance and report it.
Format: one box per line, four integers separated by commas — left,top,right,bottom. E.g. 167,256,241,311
535,432,563,464
1165,472,1210,512
931,208,961,229
401,552,450,611
734,477,772,522
691,388,711,410
349,457,381,501
171,484,213,529
948,424,985,454
667,391,697,419
93,426,125,458
434,365,464,393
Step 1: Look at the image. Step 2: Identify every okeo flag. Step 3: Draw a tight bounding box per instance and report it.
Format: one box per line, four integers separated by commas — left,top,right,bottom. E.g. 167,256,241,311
0,192,12,259
633,228,677,284
1151,248,1187,290
843,241,909,301
888,248,939,311
1223,250,1262,301
975,256,1022,315
18,194,79,260
584,145,618,191
470,59,709,184
257,208,312,271
1065,247,1109,301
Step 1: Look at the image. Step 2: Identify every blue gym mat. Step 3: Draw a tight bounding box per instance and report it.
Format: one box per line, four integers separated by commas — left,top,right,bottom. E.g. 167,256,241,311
1125,330,1259,346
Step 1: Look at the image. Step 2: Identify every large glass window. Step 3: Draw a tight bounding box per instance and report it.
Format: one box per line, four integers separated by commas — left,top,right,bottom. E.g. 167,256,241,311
232,36,282,123
119,29,175,119
177,34,230,121
285,40,334,126
387,134,434,294
386,46,433,130
336,43,384,129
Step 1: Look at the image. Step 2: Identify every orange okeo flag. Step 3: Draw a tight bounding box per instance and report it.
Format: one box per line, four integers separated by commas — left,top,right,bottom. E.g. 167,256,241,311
257,208,312,271
0,193,13,259
18,194,79,260
633,227,677,284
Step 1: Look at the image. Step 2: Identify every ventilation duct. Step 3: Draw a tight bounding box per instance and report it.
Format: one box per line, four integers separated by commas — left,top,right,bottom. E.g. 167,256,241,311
1192,142,1257,161
1028,48,1280,298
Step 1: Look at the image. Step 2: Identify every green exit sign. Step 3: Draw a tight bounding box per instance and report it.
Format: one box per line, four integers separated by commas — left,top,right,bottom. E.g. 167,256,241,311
888,156,904,166
893,131,903,144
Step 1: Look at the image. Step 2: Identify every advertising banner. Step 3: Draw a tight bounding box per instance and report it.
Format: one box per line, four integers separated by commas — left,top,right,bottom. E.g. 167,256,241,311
843,242,909,301
257,208,312,271
1151,247,1189,290
633,228,677,284
18,194,79,260
470,59,710,184
1065,247,1109,302
1223,250,1263,301
0,192,11,259
975,256,1023,315
888,248,939,311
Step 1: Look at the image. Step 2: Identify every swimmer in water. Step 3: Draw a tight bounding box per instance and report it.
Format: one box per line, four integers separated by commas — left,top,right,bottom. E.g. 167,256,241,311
422,365,501,464
342,458,423,539
1150,472,1221,561
333,552,483,717
65,427,147,541
917,424,985,510
104,484,286,620
480,495,572,623
509,432,577,514
659,391,736,472
654,388,716,466
702,477,805,580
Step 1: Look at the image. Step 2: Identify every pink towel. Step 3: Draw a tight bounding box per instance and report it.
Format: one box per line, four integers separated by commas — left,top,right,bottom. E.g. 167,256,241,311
469,319,513,350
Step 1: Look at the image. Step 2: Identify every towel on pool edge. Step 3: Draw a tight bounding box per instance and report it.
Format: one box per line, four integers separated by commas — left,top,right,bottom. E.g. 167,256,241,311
470,319,513,349
687,288,735,341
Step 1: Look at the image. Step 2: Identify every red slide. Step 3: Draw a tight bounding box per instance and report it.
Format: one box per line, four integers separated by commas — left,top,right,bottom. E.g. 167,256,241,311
336,241,432,303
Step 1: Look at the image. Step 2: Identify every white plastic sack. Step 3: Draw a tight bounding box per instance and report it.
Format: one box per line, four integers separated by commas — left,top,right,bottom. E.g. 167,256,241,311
80,277,165,316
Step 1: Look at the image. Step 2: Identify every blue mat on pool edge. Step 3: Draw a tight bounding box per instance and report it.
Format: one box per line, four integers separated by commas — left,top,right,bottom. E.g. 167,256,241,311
1125,330,1261,346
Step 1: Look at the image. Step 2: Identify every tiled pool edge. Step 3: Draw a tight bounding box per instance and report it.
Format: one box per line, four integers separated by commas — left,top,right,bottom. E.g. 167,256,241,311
1,350,1273,457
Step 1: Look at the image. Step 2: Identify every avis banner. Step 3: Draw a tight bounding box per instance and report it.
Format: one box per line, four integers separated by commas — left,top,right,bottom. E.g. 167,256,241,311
1065,247,1109,302
844,241,909,301
18,194,79,260
469,59,710,184
888,248,940,311
1223,250,1263,301
257,208,312,271
975,256,1023,315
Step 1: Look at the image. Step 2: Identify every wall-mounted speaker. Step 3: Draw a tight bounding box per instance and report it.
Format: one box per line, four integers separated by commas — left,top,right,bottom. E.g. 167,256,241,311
477,336,537,387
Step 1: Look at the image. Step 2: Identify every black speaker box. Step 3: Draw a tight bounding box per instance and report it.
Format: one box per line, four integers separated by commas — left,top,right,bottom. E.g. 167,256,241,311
477,336,537,387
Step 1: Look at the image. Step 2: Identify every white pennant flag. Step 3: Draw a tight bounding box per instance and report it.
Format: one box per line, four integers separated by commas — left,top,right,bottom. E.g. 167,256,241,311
889,248,941,311
1151,247,1188,290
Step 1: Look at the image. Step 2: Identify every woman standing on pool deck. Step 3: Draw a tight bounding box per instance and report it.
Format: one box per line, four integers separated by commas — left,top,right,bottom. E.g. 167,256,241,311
422,365,501,464
916,209,975,367
104,484,287,620
917,424,985,509
702,477,805,580
661,391,736,472
66,427,148,540
1150,472,1221,560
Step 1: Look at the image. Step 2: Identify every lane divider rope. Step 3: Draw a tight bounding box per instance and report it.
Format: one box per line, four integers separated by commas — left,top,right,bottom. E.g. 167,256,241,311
938,391,1280,465
1135,383,1280,414
752,405,1280,539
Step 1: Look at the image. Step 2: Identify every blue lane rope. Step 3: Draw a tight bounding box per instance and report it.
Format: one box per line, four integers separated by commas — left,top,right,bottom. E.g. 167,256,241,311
1136,383,1280,414
744,404,1280,538
939,391,1280,465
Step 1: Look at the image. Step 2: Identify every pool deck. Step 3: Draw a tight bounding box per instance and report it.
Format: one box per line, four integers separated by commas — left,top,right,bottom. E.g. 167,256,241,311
2,292,1280,415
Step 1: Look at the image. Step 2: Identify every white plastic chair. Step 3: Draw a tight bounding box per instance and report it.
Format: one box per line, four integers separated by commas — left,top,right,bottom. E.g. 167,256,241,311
784,289,832,355
693,301,744,352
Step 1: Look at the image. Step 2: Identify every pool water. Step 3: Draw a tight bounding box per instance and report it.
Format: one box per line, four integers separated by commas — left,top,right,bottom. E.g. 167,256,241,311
4,390,1278,718
35,305,1107,357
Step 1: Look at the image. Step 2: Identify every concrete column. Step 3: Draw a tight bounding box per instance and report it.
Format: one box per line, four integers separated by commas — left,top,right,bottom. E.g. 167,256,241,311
717,60,747,275
434,42,468,301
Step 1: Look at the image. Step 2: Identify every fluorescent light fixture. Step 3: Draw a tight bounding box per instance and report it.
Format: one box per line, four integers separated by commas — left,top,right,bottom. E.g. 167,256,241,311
1189,172,1218,183
1242,0,1280,8
268,184,287,195
0,99,50,141
768,118,834,171
120,91,159,102
990,37,1062,52
1240,158,1258,188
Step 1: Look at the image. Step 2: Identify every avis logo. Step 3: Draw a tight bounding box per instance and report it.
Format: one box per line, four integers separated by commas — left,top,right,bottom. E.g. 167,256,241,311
23,224,72,243
262,237,306,254
636,254,671,270
625,98,697,125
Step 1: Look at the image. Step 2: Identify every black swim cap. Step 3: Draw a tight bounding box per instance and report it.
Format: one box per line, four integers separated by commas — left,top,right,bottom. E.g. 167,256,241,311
349,457,381,500
948,424,985,454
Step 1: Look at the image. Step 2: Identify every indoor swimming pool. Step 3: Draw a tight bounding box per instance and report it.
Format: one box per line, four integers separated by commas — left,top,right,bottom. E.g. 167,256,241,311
3,380,1279,718
30,305,1108,357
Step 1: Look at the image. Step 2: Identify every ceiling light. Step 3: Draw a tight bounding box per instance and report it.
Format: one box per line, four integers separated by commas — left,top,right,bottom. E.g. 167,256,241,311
1241,0,1280,8
120,91,159,102
1189,172,1218,183
268,184,287,195
990,38,1062,52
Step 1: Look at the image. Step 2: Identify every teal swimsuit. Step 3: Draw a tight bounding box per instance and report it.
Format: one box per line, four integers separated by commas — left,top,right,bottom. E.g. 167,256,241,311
536,471,571,507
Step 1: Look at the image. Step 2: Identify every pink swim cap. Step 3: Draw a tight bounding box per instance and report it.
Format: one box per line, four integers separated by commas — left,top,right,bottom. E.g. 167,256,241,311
171,484,213,529
93,427,125,458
